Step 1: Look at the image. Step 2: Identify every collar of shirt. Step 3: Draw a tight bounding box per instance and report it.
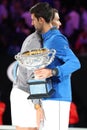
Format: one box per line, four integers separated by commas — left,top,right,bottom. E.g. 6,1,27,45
42,26,58,40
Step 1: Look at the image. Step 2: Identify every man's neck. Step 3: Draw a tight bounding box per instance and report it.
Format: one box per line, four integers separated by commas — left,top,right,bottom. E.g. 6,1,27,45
42,23,53,34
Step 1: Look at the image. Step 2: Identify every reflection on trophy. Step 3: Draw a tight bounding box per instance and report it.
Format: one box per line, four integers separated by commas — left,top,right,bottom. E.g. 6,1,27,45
15,48,56,99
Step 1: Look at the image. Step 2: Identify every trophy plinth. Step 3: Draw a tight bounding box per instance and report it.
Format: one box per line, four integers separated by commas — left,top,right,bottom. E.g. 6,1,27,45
15,48,56,99
27,79,55,99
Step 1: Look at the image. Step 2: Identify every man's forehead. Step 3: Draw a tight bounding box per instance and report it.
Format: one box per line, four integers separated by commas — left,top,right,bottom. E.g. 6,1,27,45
31,14,36,19
31,13,34,17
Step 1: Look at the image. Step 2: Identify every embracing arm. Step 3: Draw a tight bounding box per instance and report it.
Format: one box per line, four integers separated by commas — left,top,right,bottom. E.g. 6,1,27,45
34,35,81,80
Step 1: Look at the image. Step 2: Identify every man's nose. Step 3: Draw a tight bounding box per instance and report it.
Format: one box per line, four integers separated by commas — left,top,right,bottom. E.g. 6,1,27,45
59,21,62,26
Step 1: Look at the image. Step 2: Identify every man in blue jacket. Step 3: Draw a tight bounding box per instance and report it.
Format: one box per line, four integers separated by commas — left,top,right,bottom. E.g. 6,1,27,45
10,2,81,130
30,2,81,130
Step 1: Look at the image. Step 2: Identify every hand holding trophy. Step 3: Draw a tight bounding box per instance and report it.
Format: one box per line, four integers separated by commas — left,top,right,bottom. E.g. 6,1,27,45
15,48,56,99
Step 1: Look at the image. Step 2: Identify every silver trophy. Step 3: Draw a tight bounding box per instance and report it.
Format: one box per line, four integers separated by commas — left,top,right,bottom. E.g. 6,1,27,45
15,48,56,99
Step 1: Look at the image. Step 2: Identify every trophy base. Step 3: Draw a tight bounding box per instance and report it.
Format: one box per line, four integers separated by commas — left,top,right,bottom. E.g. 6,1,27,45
27,79,55,99
27,89,55,99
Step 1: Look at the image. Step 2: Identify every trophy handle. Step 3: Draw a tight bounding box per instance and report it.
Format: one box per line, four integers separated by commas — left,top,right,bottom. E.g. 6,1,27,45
15,53,22,61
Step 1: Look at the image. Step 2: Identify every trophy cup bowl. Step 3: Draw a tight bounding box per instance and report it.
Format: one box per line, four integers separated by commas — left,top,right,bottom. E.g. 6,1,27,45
15,48,56,99
15,48,56,69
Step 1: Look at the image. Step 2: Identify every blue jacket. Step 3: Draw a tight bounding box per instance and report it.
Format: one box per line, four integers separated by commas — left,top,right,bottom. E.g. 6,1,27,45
42,27,81,102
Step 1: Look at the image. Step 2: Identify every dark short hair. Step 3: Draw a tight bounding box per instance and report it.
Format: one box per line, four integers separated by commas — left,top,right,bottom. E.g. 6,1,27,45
29,2,53,23
52,8,58,20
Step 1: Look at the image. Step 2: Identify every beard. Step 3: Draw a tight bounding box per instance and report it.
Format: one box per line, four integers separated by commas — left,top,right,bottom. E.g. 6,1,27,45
36,29,42,34
35,25,43,34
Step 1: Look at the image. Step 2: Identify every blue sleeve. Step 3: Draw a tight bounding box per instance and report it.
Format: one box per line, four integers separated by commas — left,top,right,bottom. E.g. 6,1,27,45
46,34,81,80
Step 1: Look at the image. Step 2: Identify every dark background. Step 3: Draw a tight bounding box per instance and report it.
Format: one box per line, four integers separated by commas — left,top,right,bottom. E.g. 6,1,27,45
71,55,87,128
0,53,14,125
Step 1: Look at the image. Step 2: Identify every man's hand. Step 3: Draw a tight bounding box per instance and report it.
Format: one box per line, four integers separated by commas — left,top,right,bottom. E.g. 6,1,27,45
34,68,52,79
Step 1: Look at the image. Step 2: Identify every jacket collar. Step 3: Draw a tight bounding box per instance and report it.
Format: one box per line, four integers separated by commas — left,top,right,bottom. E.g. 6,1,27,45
42,26,57,40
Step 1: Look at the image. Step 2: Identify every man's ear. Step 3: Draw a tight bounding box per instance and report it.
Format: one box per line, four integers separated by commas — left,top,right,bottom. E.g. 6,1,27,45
39,17,45,23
